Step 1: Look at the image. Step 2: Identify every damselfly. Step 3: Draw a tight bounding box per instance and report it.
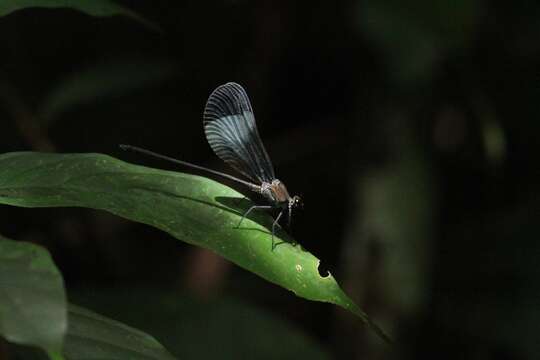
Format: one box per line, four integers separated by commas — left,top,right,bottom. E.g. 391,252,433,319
121,82,302,248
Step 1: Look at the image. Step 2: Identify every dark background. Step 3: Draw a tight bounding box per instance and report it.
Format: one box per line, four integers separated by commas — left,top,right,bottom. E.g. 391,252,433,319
1,1,539,359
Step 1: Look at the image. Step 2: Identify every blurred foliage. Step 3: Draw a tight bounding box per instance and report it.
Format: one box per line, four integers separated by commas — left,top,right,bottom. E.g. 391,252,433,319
64,304,175,360
0,234,175,360
0,0,157,30
71,289,331,360
39,58,177,124
11,304,178,360
0,234,66,357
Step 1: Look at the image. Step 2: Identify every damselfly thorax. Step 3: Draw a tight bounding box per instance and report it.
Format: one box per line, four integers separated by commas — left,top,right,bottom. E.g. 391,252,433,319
121,82,302,249
260,180,300,210
261,179,289,204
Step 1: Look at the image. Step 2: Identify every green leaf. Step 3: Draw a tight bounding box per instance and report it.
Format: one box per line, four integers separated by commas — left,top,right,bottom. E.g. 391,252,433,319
0,0,159,31
0,152,390,342
64,304,176,360
0,234,67,355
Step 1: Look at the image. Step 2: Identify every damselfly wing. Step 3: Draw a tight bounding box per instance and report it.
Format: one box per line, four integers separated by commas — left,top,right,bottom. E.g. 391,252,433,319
204,83,275,184
121,82,302,249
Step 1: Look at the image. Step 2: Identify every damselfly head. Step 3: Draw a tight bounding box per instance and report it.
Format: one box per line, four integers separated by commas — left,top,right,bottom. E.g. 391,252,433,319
290,195,303,210
286,195,302,227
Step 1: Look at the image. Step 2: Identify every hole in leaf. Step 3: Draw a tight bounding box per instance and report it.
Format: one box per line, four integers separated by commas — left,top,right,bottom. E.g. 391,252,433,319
318,261,330,278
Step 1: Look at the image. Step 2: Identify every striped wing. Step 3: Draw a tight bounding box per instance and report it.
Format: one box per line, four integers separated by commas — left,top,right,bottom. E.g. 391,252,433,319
203,82,275,183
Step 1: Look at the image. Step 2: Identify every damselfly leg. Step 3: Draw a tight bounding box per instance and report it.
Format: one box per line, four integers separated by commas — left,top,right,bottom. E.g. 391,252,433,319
236,204,284,249
271,210,284,250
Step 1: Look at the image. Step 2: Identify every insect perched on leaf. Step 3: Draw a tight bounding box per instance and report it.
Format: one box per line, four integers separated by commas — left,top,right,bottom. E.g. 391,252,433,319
121,82,302,249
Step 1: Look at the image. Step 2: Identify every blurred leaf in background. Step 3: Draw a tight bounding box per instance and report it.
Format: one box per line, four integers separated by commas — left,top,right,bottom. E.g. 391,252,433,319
72,289,330,360
64,304,176,360
0,234,67,358
39,58,177,124
0,0,158,30
0,234,177,359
